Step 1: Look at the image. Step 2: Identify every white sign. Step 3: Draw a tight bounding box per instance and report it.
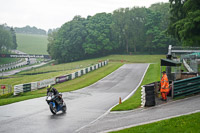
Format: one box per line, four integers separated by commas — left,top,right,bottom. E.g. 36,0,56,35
31,82,38,91
71,73,75,79
37,78,56,89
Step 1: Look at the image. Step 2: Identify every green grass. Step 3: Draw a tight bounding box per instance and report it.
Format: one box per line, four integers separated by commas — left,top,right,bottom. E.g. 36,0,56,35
111,112,200,133
16,33,48,54
112,63,160,111
100,55,165,63
0,63,122,106
0,58,19,65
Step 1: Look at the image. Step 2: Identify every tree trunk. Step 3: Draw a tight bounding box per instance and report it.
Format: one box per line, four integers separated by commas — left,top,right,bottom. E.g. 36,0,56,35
134,45,137,53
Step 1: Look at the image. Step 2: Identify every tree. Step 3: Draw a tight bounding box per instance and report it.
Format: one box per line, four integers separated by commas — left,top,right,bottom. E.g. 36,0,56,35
47,2,178,63
14,25,46,35
0,25,13,53
145,3,179,53
125,7,147,53
111,8,127,53
83,13,114,56
48,16,87,63
10,27,17,49
168,0,200,46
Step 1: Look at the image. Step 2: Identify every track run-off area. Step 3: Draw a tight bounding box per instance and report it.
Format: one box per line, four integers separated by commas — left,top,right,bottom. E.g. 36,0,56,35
0,63,199,133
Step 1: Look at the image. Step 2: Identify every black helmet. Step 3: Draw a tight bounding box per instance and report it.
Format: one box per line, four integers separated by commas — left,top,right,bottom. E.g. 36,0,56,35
162,71,166,73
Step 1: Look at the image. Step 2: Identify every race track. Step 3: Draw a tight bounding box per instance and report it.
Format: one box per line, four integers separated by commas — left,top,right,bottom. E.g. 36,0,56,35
0,64,149,133
80,95,200,133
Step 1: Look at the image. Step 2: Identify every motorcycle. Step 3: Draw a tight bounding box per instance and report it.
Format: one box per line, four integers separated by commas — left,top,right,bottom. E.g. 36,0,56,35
46,92,67,115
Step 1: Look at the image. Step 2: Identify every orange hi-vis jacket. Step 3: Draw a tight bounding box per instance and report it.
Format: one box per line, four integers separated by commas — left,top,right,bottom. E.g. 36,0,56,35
160,73,169,93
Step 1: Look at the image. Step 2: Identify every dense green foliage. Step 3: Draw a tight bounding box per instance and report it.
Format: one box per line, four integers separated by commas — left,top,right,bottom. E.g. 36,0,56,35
0,24,17,53
168,0,200,46
16,33,48,54
14,25,46,35
48,3,178,63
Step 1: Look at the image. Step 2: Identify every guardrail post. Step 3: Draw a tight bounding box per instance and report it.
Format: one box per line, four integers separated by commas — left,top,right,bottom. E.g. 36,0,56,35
171,81,174,99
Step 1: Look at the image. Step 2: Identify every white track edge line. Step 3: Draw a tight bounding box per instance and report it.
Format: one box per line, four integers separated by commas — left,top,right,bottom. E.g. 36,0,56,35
75,63,150,132
122,63,149,102
75,64,125,132
100,110,200,133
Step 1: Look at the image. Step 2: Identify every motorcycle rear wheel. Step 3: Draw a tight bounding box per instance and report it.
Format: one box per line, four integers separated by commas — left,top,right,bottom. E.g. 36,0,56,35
62,103,67,113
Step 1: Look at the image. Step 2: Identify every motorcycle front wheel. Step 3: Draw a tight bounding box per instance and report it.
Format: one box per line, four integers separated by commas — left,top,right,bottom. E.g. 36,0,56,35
49,103,57,115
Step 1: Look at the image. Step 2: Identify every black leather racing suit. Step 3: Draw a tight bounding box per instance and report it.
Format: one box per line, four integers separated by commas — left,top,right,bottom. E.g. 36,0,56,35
47,87,63,105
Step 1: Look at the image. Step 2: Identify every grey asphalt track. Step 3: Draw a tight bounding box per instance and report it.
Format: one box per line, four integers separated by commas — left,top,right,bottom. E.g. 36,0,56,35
79,95,200,133
0,64,149,133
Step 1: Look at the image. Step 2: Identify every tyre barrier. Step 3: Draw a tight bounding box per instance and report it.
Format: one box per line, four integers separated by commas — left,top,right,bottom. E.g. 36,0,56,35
14,60,108,95
141,83,155,107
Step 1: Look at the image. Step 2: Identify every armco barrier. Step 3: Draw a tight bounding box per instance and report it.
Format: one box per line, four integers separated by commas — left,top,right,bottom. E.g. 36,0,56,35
14,61,108,95
81,70,84,75
23,83,31,92
85,68,88,73
98,63,101,68
68,74,72,80
88,67,91,72
75,72,78,78
172,76,200,98
14,84,23,95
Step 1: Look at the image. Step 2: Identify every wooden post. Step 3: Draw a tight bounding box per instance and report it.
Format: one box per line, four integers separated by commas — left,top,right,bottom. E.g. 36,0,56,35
119,97,122,104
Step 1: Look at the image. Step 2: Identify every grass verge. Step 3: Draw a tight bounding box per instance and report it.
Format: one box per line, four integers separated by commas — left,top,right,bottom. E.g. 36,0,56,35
0,63,122,106
111,63,160,111
0,58,19,65
110,112,200,133
16,33,48,54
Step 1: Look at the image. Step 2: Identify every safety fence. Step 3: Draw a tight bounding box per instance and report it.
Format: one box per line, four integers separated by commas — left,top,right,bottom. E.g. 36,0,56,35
14,60,108,95
172,76,200,98
0,84,12,95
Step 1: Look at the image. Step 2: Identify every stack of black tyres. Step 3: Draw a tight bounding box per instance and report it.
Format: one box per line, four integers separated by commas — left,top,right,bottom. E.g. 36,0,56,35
144,84,155,107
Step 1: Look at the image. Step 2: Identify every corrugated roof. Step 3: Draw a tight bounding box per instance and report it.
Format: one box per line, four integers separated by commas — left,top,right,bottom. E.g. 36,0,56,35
161,59,182,66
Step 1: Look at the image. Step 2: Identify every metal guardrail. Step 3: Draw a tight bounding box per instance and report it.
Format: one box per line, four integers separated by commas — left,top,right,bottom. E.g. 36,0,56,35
172,76,200,98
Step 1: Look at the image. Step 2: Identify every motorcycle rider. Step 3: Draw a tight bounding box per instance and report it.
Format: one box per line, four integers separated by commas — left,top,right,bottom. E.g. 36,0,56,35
47,85,63,106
